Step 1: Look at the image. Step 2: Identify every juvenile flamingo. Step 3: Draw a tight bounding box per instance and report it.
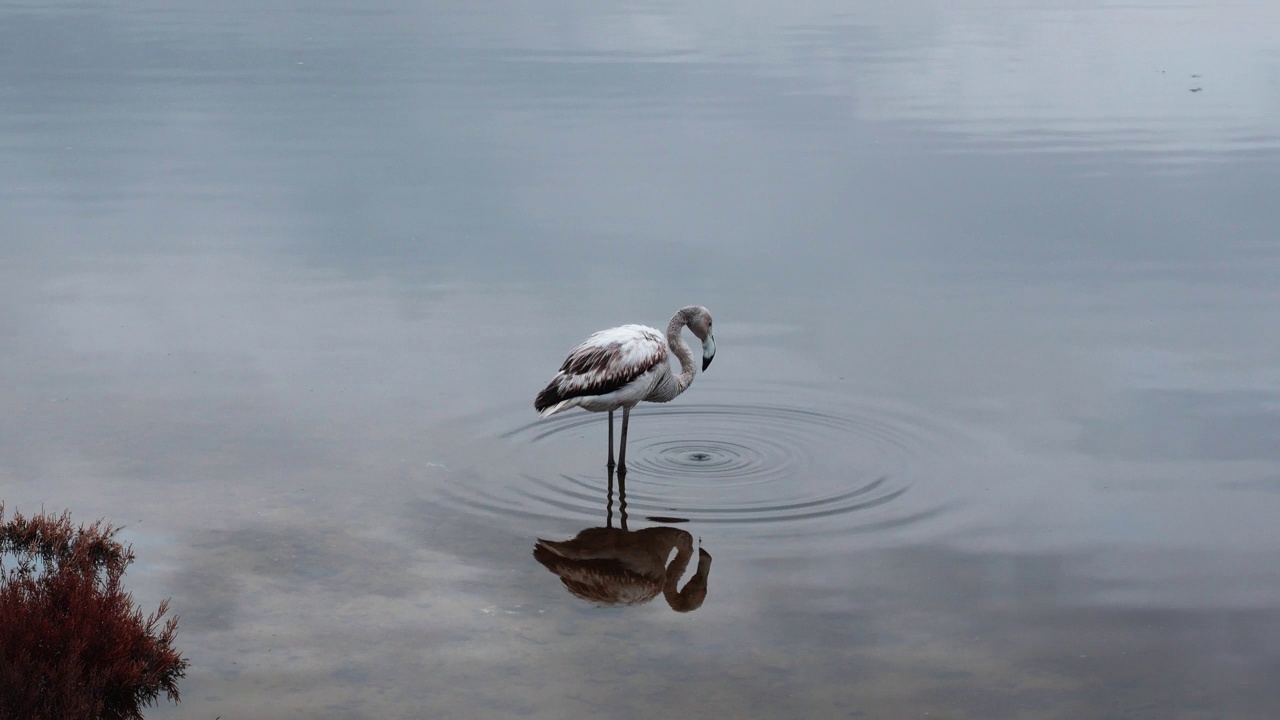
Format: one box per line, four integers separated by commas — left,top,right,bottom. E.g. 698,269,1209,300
534,305,716,475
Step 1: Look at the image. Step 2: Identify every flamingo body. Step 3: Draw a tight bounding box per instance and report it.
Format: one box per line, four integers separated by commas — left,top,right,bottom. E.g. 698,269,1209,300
534,324,669,417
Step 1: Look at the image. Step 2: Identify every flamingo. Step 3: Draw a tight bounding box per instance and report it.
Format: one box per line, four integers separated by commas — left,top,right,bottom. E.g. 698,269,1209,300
534,305,716,475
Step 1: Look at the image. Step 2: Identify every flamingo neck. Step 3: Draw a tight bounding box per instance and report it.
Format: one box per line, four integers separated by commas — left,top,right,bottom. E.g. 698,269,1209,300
664,310,697,396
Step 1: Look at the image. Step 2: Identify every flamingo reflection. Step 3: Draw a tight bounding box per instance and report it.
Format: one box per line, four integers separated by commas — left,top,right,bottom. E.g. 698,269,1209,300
533,468,713,612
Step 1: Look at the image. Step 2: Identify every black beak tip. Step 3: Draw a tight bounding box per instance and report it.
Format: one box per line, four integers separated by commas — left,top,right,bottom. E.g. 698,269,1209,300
702,356,713,371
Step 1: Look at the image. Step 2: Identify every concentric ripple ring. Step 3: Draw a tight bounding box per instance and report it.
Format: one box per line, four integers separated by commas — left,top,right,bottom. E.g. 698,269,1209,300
441,391,972,540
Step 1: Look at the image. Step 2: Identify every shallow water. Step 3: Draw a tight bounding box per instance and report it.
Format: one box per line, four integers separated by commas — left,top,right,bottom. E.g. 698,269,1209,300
3,0,1280,717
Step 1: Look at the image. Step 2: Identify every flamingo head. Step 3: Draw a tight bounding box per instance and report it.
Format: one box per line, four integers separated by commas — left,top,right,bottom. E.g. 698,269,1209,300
686,306,716,371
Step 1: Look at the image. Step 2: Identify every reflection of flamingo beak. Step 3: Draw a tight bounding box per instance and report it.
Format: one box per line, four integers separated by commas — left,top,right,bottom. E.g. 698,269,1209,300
697,547,713,567
702,335,716,371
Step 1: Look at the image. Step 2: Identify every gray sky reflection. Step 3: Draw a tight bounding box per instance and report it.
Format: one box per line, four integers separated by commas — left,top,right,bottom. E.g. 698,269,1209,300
145,530,1280,718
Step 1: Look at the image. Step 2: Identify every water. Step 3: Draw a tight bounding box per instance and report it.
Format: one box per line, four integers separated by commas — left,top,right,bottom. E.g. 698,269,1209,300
471,389,967,537
3,0,1279,717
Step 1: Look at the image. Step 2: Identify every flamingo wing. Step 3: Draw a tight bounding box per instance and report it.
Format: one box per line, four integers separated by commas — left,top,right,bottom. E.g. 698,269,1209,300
535,325,667,413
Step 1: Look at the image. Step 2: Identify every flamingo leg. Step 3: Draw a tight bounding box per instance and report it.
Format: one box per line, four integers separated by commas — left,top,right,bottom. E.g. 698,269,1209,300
617,406,631,477
607,410,616,471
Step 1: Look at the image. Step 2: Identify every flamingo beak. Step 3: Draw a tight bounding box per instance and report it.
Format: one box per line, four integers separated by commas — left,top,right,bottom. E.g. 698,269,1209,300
702,334,716,371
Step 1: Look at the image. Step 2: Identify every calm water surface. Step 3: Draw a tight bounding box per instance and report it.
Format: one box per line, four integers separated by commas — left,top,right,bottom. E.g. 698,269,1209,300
4,0,1280,717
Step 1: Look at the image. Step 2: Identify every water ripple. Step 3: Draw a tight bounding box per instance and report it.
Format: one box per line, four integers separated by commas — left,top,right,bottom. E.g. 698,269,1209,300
443,391,976,542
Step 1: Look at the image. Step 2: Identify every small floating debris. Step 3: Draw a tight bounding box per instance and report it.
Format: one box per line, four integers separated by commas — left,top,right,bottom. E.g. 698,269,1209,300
1190,87,1202,92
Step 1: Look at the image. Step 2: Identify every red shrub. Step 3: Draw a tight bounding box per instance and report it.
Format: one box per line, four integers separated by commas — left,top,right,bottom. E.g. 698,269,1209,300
0,504,187,720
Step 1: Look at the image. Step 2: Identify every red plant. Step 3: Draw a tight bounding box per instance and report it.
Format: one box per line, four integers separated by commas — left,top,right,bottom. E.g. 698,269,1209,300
0,504,187,720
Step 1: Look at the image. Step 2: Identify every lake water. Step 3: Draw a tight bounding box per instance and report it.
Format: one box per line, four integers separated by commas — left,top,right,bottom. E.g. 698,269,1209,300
4,0,1280,717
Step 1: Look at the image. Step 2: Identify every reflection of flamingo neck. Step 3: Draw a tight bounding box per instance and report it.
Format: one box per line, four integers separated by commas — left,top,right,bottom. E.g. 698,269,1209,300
652,528,712,613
